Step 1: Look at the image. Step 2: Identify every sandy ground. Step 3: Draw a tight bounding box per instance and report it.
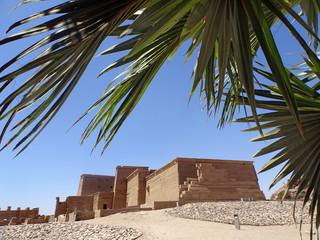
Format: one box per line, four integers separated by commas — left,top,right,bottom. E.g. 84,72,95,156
84,209,315,240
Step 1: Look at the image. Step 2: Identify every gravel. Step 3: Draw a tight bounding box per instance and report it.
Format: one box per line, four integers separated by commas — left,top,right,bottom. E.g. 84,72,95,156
0,222,142,240
167,201,311,226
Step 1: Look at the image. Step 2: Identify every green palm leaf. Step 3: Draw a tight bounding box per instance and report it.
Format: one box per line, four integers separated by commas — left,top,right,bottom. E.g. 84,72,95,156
235,64,320,237
1,0,317,155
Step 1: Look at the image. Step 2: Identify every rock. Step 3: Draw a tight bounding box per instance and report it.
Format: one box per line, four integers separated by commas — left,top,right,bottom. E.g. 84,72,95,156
0,222,142,240
167,201,311,226
270,179,306,200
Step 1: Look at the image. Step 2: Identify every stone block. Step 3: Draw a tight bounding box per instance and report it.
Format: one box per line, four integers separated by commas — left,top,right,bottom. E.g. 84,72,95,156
68,211,94,221
24,218,48,224
57,214,67,222
153,201,178,210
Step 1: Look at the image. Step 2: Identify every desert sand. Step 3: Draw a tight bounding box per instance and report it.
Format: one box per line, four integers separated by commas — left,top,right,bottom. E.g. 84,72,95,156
84,209,314,240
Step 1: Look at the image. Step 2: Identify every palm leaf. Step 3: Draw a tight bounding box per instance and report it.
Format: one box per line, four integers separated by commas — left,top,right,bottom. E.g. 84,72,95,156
235,65,320,237
0,0,151,153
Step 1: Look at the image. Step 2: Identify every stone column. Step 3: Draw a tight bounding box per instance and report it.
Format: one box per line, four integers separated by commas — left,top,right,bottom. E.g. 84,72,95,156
7,206,11,220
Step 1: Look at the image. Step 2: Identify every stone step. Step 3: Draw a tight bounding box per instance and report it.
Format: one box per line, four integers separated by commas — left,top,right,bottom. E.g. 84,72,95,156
180,190,265,200
188,186,260,193
179,199,239,205
179,185,188,193
198,177,237,182
184,178,199,185
189,181,259,188
186,178,198,182
185,187,237,194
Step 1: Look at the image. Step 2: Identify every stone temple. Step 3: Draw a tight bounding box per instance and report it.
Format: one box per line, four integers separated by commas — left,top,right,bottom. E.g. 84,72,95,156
55,157,265,221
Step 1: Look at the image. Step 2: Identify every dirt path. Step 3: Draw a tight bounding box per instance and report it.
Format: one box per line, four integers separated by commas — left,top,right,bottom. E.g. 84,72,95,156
84,209,314,240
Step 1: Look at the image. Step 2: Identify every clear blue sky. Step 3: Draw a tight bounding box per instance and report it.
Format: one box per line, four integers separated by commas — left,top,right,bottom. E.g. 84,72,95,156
0,1,305,215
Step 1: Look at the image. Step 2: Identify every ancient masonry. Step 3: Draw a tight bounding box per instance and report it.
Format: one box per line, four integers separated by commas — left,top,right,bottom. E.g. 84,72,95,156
0,206,50,226
54,158,265,222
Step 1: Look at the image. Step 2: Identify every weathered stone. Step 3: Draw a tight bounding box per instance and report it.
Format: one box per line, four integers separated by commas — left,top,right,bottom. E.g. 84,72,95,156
0,206,48,226
167,201,311,226
0,222,142,240
270,179,306,200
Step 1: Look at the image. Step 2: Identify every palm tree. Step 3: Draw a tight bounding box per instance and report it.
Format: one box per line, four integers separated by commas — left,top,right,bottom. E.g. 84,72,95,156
1,0,320,237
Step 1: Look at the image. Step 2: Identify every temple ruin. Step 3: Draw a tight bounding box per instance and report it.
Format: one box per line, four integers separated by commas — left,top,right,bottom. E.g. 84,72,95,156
0,206,49,226
55,158,265,221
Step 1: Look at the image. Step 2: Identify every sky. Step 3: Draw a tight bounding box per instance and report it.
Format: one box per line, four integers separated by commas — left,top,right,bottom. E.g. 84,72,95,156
0,1,307,215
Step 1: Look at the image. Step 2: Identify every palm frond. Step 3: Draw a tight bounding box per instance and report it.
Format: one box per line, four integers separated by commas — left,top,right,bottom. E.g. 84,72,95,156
235,64,320,236
0,0,150,156
0,0,320,158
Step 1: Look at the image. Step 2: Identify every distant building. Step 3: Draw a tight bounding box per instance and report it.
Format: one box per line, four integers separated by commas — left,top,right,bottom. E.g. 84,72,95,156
55,157,265,221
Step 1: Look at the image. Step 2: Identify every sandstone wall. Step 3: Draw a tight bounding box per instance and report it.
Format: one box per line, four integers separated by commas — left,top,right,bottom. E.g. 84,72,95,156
24,218,48,225
55,196,93,217
177,160,198,184
112,166,149,209
68,211,94,221
77,174,115,196
54,197,67,217
178,159,265,203
0,207,39,224
126,169,149,207
145,161,180,205
66,196,93,213
93,192,114,211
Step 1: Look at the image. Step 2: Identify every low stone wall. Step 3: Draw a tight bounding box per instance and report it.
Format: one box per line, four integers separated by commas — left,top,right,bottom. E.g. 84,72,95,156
0,206,41,226
94,209,121,218
145,162,180,206
24,218,48,225
57,215,67,222
0,220,9,226
68,211,95,221
47,215,56,223
94,208,153,218
153,201,178,209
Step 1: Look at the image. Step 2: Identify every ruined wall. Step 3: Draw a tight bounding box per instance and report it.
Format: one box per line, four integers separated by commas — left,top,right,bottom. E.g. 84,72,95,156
145,161,180,206
126,169,149,207
112,166,149,209
77,174,115,196
54,197,67,217
55,196,93,217
68,211,94,221
65,196,93,213
93,192,114,211
24,218,48,225
0,207,40,225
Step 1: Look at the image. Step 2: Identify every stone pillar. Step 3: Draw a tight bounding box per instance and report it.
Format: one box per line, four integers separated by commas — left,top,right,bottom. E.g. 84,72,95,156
34,208,39,217
54,197,62,218
16,207,21,220
25,207,29,219
7,206,11,220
